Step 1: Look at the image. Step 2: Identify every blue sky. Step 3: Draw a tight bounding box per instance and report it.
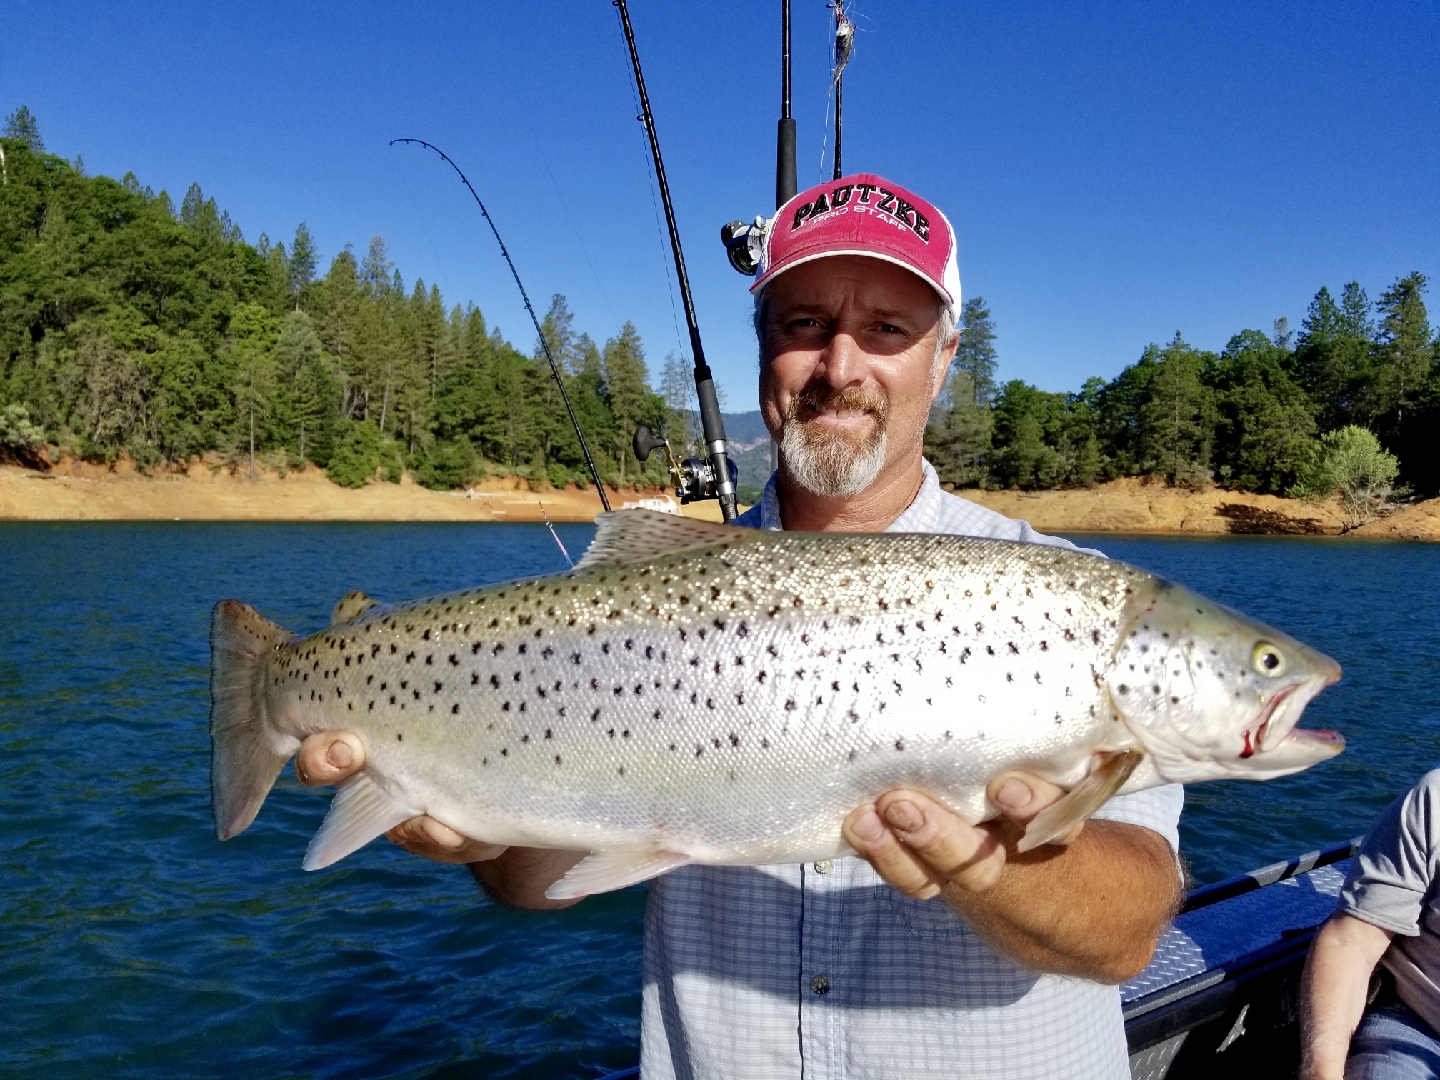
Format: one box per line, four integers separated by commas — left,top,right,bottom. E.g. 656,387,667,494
4,2,1437,409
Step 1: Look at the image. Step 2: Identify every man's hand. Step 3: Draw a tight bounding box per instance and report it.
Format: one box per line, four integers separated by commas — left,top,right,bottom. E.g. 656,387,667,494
843,774,1179,983
295,732,506,864
842,773,1076,898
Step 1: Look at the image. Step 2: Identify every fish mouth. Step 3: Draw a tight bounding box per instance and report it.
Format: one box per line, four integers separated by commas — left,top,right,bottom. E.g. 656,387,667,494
1252,667,1342,756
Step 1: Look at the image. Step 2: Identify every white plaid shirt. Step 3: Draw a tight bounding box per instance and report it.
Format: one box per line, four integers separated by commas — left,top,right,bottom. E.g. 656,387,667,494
640,461,1184,1079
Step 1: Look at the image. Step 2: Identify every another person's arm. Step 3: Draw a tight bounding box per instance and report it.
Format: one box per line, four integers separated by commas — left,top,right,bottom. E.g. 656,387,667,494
842,777,1181,983
1297,770,1440,1078
1299,914,1393,1080
295,732,584,910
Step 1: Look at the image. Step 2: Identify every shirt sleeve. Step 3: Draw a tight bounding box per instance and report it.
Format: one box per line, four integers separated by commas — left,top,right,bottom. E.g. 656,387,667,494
1091,783,1184,854
1340,770,1440,937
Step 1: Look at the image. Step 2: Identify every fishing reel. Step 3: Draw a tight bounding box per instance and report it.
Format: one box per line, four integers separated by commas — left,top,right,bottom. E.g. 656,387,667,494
720,217,767,276
633,425,738,505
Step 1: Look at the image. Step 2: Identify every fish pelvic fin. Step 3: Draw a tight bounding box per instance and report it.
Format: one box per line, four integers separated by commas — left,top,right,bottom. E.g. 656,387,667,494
576,509,750,569
209,599,298,841
330,590,381,626
545,849,693,900
1016,750,1145,853
303,773,418,870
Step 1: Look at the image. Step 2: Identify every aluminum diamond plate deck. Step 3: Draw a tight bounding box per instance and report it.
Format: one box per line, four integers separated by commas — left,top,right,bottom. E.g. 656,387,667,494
1121,859,1349,1008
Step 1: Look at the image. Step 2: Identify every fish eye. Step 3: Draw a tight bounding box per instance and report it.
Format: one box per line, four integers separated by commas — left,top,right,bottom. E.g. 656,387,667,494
1251,642,1286,678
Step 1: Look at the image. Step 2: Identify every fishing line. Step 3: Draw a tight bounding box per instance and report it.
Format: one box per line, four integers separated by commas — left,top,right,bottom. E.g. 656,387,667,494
526,131,620,328
537,500,574,568
816,1,857,182
391,137,612,512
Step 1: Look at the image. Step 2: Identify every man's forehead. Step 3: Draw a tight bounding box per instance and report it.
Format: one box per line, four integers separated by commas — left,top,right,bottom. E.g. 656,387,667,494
763,257,939,315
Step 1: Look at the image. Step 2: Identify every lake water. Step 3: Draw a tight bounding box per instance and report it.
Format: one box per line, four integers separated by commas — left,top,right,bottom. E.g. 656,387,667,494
2,523,1437,1078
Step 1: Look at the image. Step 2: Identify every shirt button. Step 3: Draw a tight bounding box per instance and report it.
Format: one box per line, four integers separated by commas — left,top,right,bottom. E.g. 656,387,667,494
813,860,832,874
811,975,830,996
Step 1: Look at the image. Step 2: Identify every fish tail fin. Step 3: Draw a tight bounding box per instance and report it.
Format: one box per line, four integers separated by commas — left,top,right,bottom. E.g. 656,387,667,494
210,599,297,841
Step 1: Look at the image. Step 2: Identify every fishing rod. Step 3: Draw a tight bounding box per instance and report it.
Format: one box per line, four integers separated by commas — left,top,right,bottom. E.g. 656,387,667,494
830,2,854,180
390,137,612,513
721,0,802,277
611,0,739,522
777,0,797,207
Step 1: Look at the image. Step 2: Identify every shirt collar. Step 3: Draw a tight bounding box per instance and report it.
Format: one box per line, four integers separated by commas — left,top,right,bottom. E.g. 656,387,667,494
756,459,941,533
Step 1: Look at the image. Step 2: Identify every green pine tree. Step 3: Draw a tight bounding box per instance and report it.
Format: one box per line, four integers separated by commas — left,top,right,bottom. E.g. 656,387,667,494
3,105,43,151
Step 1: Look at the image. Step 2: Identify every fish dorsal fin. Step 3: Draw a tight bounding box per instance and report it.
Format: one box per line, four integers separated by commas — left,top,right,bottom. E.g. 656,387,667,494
1016,750,1145,853
576,509,749,569
545,849,692,900
331,590,381,625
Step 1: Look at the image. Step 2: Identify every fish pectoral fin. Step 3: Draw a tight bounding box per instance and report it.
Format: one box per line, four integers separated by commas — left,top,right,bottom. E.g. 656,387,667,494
302,773,418,871
1016,750,1145,853
330,590,381,625
545,849,692,900
576,509,747,569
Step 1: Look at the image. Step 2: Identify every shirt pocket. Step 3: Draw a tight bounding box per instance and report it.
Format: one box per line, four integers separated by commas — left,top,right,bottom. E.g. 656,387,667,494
881,887,975,940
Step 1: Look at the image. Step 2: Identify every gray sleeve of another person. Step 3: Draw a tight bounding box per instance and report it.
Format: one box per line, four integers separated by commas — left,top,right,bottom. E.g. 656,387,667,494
1340,768,1440,936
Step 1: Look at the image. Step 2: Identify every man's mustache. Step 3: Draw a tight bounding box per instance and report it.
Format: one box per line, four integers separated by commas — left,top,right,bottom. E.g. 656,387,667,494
786,384,889,424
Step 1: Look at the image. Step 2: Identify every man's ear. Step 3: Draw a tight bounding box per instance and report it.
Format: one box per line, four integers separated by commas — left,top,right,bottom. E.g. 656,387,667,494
929,334,959,402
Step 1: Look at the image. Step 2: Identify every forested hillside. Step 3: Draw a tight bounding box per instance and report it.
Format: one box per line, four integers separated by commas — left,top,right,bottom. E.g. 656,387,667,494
0,108,699,492
928,278,1440,502
4,104,1435,508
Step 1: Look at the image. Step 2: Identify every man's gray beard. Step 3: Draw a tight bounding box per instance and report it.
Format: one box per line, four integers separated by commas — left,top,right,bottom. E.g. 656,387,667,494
780,418,888,497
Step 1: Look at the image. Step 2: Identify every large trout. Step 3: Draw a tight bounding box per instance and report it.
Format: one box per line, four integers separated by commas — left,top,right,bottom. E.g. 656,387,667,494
210,510,1343,899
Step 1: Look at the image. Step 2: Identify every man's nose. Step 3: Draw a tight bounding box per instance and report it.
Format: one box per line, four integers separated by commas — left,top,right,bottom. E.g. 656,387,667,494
818,330,865,387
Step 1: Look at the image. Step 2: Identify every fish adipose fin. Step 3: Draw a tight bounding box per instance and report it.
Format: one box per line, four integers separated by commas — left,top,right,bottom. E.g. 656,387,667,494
545,849,693,900
210,600,299,841
576,509,748,570
1016,750,1145,853
303,774,418,870
330,590,381,625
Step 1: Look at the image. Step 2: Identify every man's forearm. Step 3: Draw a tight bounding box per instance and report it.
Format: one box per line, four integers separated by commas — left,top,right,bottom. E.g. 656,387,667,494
1300,915,1393,1080
942,820,1180,983
469,847,588,910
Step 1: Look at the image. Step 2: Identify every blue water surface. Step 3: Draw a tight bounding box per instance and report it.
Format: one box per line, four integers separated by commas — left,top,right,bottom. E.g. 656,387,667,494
1,523,1436,1078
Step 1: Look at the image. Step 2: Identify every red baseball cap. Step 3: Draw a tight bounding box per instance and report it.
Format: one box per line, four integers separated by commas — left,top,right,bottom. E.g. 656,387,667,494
751,172,961,313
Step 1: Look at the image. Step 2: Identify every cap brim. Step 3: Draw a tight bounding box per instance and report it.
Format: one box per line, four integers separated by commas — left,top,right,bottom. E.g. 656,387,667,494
751,249,956,310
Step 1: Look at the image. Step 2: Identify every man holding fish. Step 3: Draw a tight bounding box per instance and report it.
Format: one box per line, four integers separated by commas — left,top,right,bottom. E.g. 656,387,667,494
275,175,1341,1078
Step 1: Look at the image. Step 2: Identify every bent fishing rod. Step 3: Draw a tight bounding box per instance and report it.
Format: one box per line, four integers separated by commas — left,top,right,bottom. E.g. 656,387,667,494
612,0,739,522
390,137,612,514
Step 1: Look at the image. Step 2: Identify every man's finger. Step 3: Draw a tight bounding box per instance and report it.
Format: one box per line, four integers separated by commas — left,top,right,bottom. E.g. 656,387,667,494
295,731,366,787
873,790,1007,893
843,803,948,899
385,815,507,865
989,773,1084,846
